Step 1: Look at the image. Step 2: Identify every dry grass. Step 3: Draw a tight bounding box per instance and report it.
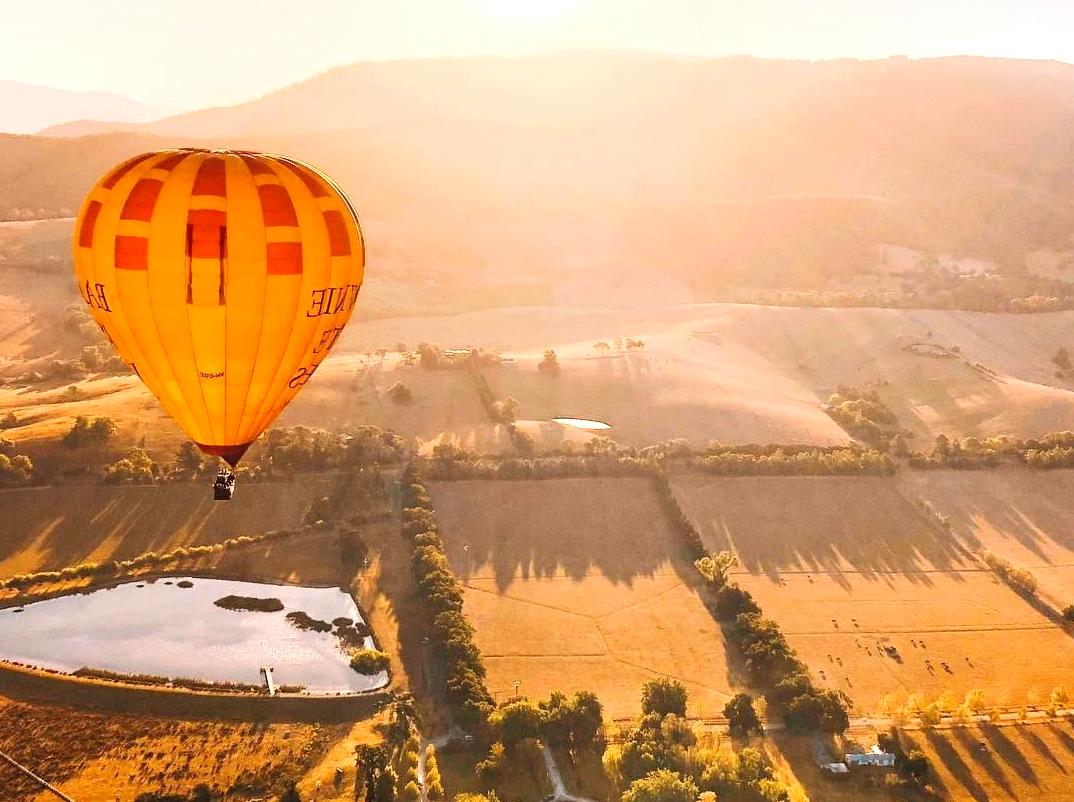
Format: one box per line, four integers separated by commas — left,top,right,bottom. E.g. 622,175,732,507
673,472,1074,713
902,467,1074,604
0,696,341,802
901,720,1074,802
0,476,336,577
430,477,743,718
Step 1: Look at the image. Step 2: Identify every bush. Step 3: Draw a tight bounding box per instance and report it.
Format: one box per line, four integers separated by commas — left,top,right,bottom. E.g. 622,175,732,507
350,649,390,675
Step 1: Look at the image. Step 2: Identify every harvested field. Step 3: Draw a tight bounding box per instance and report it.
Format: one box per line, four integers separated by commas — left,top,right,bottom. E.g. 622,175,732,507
905,720,1074,802
430,477,743,718
672,472,1074,712
903,467,1074,603
0,695,341,802
0,477,336,577
771,721,1074,802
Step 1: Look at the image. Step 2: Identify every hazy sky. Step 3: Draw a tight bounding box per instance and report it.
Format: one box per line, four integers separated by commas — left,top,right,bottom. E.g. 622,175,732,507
4,0,1073,109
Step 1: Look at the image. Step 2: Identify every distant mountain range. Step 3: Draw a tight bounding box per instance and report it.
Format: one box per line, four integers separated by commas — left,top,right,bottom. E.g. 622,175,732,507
0,80,169,135
6,52,1074,295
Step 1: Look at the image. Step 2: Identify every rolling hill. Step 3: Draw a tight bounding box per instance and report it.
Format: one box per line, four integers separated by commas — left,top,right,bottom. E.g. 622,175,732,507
8,53,1074,297
0,80,166,135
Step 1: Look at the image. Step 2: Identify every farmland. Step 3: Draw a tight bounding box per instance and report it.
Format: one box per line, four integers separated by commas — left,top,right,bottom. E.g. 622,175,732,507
0,476,336,576
430,476,744,718
0,695,341,802
671,472,1074,712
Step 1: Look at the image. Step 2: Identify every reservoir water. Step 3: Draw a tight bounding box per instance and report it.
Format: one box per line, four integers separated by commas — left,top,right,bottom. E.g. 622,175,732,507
0,576,387,694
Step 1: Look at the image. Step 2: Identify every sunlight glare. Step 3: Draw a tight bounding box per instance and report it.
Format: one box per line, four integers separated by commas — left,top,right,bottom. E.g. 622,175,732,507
479,0,581,23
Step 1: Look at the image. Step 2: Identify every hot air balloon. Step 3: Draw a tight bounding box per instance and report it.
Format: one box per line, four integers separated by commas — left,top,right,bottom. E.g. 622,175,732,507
72,149,365,497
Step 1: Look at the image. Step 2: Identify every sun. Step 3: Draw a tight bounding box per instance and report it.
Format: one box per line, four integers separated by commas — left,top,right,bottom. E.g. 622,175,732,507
479,0,581,23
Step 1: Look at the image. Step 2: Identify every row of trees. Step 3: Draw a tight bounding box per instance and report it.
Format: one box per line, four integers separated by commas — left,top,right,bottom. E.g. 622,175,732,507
909,432,1074,470
401,463,495,731
739,273,1074,313
714,584,850,733
0,530,297,591
58,422,410,485
693,447,895,476
651,454,852,737
603,679,793,802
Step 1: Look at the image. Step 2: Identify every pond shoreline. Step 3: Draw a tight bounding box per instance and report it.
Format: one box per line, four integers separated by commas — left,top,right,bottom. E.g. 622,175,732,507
0,571,393,706
0,659,390,722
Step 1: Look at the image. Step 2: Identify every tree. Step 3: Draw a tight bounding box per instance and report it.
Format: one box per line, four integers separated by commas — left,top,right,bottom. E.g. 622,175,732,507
103,447,158,483
493,698,543,748
571,690,604,747
538,349,560,374
63,415,116,448
622,769,697,802
0,452,33,485
388,693,418,745
356,744,389,802
724,693,762,737
172,441,204,480
641,678,687,718
1050,685,1070,714
695,551,738,589
594,342,611,355
964,688,986,714
424,745,444,799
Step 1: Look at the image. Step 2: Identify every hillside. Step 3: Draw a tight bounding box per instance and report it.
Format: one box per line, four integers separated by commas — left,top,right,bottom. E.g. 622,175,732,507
11,54,1074,296
0,80,166,135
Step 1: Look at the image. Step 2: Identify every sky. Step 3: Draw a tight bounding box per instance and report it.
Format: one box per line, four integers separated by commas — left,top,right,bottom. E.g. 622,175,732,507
3,0,1074,110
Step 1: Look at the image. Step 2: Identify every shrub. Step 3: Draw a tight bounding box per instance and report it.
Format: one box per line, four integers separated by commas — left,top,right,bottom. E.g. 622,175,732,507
350,649,390,675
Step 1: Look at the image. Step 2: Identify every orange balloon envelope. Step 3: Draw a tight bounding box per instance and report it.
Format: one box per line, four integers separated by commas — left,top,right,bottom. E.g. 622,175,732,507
72,149,365,465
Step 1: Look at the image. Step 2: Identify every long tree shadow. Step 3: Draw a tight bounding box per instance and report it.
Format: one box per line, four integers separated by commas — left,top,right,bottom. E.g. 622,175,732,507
924,729,990,802
0,477,335,576
670,473,975,589
903,468,1074,566
979,724,1039,787
1022,728,1066,772
953,727,1016,799
429,476,677,591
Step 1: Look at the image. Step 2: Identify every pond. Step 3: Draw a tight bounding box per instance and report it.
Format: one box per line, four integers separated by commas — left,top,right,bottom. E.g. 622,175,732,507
0,577,387,695
551,417,612,430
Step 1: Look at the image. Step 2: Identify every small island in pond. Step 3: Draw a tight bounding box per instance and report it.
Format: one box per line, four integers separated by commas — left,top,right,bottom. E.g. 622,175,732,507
213,595,285,613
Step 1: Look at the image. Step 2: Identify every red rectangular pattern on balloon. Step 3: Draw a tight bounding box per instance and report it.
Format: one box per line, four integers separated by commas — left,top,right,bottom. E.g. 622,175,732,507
266,242,302,275
115,236,149,270
258,184,298,226
121,179,163,221
188,209,226,226
78,201,102,247
154,152,188,171
193,158,226,196
102,153,154,189
323,210,350,256
190,224,223,258
286,162,329,197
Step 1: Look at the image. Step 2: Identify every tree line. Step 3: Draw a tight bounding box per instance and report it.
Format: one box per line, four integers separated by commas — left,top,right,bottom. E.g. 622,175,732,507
400,463,495,732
